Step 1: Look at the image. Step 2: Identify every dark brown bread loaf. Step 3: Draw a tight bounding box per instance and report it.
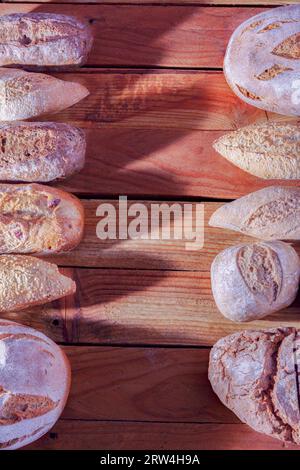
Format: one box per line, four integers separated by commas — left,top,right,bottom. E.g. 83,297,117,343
0,13,93,69
209,328,300,445
0,183,84,254
0,68,89,120
224,5,300,115
0,319,71,450
0,122,85,182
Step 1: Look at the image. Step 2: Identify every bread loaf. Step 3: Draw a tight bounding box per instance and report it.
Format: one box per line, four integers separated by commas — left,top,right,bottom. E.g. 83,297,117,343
0,68,89,120
211,241,300,322
209,328,300,445
214,122,300,179
0,122,85,182
0,255,75,311
0,13,93,69
0,319,70,450
224,5,300,115
0,183,84,254
209,186,300,241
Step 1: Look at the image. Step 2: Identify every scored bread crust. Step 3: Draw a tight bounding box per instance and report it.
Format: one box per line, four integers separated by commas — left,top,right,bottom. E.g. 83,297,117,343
209,328,300,445
0,183,84,254
0,255,76,312
209,186,300,241
211,241,300,322
0,121,86,182
0,68,89,120
213,122,300,180
0,13,93,69
0,319,71,450
224,5,300,115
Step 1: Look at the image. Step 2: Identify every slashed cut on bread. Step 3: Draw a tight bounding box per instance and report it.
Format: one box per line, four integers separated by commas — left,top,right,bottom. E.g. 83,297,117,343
0,319,71,450
0,255,75,311
0,68,89,120
0,13,93,69
0,183,84,254
0,122,86,182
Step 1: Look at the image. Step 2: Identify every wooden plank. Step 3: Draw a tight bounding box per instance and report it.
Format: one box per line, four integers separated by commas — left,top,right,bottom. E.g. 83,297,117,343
26,420,296,450
57,126,300,198
3,1,290,5
4,265,300,346
0,4,267,68
61,346,235,423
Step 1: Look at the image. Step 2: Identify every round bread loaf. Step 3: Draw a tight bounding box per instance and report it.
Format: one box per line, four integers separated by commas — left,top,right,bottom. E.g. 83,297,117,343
209,328,300,444
0,320,71,450
224,5,300,115
211,241,300,322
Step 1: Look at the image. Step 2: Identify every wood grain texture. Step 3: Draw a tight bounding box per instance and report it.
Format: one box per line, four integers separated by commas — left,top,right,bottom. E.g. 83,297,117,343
0,4,268,67
61,346,235,423
5,265,300,346
26,420,296,450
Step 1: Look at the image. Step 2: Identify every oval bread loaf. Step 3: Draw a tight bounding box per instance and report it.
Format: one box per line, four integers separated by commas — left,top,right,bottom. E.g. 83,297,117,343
214,122,300,179
0,13,93,69
211,241,300,322
0,319,70,450
0,255,76,311
0,122,85,182
209,328,300,445
0,183,84,254
209,186,300,241
0,68,89,120
224,5,300,115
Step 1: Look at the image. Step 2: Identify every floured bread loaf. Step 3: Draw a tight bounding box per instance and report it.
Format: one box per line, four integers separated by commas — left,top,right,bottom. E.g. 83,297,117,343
213,122,300,179
209,328,300,445
0,68,89,120
224,5,300,115
0,122,85,182
0,183,84,254
0,13,93,69
0,319,70,450
209,186,300,241
211,241,300,322
0,255,76,311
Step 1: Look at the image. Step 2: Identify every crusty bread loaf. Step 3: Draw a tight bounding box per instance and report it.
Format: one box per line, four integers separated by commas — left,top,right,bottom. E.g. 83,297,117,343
211,241,300,322
0,319,70,450
0,183,84,254
209,186,300,241
0,68,89,120
0,122,85,182
0,13,93,69
209,328,300,445
224,5,300,115
0,255,75,311
214,122,300,179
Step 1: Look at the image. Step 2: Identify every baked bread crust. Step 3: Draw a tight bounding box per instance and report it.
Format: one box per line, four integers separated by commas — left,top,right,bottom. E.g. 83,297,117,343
209,328,300,445
0,319,71,450
0,183,84,254
0,13,93,69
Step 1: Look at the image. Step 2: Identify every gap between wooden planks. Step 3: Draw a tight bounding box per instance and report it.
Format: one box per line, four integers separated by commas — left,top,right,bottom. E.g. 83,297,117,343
0,4,270,68
24,345,296,450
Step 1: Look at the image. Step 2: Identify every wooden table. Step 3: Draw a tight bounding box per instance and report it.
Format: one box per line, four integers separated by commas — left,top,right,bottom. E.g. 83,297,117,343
4,0,300,450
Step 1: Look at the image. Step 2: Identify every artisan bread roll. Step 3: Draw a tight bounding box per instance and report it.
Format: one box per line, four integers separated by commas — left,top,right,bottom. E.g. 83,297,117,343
209,186,300,241
0,319,70,450
209,328,300,445
0,68,89,120
224,5,300,115
211,241,300,322
0,183,84,254
0,122,85,182
0,255,75,311
0,13,93,69
214,122,300,179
